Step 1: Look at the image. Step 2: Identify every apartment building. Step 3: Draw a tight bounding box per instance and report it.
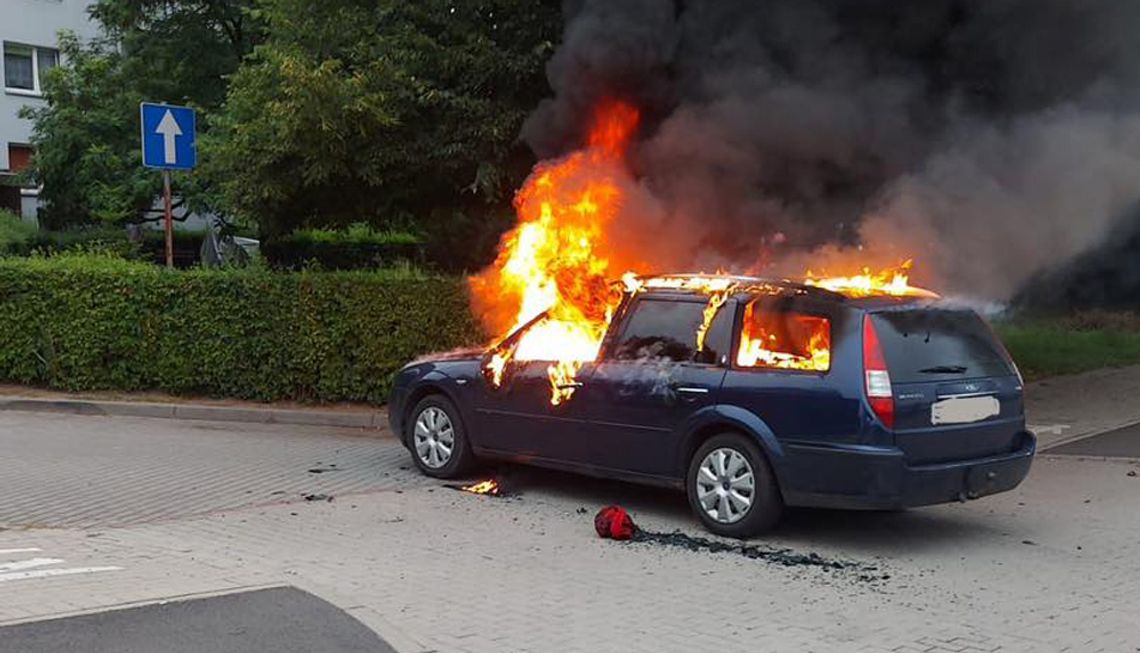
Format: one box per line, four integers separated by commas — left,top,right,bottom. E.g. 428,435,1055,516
2,0,99,219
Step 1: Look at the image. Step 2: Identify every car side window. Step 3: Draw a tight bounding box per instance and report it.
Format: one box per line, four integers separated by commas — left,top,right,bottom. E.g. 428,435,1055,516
694,301,733,365
611,299,708,362
735,299,831,372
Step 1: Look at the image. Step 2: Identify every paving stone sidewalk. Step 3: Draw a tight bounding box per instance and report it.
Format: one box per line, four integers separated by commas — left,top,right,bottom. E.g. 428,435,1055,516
2,412,1139,653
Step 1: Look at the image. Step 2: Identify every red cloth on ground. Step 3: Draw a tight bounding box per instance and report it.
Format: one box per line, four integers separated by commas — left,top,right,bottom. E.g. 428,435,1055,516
594,505,636,540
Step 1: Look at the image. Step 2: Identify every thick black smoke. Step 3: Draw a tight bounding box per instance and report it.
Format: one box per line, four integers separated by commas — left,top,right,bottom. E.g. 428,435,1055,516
522,0,1140,300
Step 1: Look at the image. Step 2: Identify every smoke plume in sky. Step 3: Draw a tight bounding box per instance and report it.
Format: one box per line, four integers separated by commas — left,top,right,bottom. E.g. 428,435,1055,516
521,0,1140,299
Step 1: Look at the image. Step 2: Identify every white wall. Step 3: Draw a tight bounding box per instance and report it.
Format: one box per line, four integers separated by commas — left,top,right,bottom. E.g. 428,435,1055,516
1,0,99,171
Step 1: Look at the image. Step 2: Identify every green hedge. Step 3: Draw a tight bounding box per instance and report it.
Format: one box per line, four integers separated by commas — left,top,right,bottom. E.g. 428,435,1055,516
263,225,424,271
1,224,208,267
0,254,484,403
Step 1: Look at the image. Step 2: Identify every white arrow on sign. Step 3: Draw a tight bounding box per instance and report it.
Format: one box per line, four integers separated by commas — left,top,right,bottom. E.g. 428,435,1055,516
155,109,183,165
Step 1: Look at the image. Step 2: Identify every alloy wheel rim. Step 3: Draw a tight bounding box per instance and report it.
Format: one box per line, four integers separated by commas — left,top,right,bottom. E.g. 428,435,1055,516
413,407,455,469
696,447,755,524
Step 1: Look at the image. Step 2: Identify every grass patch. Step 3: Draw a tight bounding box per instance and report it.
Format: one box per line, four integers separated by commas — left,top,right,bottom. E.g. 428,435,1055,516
0,209,37,251
994,311,1140,381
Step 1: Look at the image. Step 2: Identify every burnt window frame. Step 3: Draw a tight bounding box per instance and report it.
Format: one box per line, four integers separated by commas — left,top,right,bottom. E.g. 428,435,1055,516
728,295,834,376
601,294,732,367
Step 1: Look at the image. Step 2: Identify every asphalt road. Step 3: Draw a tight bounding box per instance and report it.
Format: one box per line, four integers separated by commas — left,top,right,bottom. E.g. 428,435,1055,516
0,587,396,653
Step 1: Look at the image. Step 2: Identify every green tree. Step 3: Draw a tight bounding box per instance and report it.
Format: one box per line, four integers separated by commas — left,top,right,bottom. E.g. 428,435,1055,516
206,0,559,269
24,0,259,228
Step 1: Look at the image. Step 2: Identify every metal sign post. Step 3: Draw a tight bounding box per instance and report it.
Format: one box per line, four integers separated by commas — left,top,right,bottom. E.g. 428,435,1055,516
162,170,173,268
140,102,197,269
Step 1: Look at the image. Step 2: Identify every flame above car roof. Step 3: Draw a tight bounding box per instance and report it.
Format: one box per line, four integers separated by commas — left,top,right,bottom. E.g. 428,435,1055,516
628,273,827,296
626,273,940,303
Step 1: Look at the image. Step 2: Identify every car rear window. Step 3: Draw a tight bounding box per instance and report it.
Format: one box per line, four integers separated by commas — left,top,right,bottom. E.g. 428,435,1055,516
736,300,831,372
870,309,1014,383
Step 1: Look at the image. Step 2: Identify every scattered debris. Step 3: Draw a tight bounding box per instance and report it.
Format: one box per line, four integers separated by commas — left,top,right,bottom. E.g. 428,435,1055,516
307,466,340,474
1128,470,1137,477
576,507,588,515
1022,539,1037,545
592,505,882,578
635,530,871,572
302,493,334,502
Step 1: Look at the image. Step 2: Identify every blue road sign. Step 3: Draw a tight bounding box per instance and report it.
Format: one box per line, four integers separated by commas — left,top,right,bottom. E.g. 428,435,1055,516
140,103,197,170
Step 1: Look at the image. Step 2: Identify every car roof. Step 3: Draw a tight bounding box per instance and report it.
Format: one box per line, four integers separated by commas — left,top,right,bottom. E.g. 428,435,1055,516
631,273,845,301
631,273,939,309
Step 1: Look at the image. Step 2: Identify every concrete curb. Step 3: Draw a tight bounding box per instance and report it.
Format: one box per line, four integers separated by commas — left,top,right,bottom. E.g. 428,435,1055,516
1038,416,1140,452
0,396,385,429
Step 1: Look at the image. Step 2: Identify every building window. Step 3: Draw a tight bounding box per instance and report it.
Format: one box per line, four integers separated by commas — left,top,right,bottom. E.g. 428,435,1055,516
8,145,34,173
4,43,59,95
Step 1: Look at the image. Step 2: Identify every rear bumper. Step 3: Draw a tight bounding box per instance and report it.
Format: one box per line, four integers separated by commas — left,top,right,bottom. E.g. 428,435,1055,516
780,431,1036,510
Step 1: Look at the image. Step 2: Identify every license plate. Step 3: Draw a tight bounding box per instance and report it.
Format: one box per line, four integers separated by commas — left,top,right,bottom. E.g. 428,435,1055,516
931,395,1000,425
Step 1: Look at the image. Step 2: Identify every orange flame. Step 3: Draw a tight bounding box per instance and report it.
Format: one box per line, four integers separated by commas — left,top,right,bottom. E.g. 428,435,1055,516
470,100,639,404
470,99,933,405
737,303,831,372
461,479,501,495
804,259,936,298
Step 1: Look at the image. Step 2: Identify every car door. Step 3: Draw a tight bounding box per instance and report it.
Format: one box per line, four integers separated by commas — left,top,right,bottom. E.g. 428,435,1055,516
572,296,733,478
470,354,592,460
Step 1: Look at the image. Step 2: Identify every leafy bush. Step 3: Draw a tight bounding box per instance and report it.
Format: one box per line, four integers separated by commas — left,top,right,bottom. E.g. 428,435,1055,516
0,223,209,266
293,223,421,245
263,223,424,270
0,253,484,403
0,209,38,252
134,229,208,267
8,224,135,257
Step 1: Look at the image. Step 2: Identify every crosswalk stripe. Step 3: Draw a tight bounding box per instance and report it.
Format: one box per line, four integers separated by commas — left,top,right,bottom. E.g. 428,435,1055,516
0,558,64,573
0,548,43,555
0,566,122,583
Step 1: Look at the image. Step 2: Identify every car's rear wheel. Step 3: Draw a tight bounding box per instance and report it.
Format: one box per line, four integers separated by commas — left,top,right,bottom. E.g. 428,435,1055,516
686,432,782,538
406,395,475,478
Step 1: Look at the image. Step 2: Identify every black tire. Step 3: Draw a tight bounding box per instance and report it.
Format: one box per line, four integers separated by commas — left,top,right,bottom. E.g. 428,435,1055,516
686,432,783,538
405,395,476,479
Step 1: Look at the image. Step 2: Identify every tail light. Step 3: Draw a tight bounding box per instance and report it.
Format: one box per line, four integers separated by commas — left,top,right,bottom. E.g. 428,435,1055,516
862,315,894,429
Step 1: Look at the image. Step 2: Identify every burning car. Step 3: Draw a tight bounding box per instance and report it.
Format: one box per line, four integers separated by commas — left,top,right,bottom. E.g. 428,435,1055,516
389,274,1036,538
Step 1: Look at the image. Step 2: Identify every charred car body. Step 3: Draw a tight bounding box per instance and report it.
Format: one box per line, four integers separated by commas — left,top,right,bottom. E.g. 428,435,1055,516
389,275,1036,538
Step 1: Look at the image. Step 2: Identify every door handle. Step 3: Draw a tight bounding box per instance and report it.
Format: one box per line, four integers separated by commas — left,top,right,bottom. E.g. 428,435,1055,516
556,382,584,390
674,386,710,394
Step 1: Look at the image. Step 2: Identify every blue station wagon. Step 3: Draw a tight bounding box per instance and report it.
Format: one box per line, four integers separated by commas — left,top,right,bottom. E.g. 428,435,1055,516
389,275,1036,537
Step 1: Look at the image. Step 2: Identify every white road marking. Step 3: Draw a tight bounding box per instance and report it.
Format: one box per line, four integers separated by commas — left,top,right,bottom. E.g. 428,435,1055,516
0,548,43,555
0,566,122,583
1029,423,1072,436
0,558,64,573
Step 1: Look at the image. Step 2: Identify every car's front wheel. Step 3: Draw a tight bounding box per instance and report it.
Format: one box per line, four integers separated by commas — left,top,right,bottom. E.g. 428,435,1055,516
406,395,475,478
686,432,783,538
